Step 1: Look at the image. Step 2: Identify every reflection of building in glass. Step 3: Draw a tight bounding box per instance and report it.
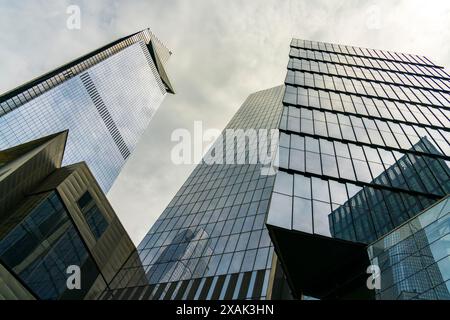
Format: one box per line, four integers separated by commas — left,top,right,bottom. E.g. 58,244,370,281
0,132,143,299
265,39,450,299
0,29,173,192
329,136,450,243
368,196,450,299
147,228,214,284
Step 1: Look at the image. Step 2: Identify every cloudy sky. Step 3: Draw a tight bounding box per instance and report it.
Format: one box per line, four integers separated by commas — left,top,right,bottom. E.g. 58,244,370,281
1,0,449,244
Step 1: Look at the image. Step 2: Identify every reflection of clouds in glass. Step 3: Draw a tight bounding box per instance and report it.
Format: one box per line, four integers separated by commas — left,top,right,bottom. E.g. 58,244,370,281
145,227,214,284
0,41,166,192
267,136,449,243
88,42,166,153
0,74,125,191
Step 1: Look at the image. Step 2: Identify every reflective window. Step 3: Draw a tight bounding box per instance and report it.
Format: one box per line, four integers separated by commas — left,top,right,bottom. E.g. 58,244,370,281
337,156,356,180
77,191,109,240
305,136,320,153
294,175,311,199
313,200,332,237
293,197,313,233
267,192,292,229
291,135,305,150
0,192,102,299
322,154,339,177
312,178,330,202
289,149,305,172
329,180,348,205
306,152,322,174
274,171,293,195
216,253,233,275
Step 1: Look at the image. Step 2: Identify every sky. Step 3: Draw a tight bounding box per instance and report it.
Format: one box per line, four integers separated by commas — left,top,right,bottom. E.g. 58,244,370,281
0,0,449,245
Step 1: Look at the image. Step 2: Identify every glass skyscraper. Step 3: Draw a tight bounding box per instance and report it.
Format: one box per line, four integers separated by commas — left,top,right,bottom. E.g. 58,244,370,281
102,39,449,300
0,29,174,192
102,86,287,300
266,39,450,299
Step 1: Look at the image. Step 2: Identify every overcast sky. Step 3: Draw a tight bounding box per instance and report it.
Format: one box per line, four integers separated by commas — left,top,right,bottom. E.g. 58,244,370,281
1,0,449,244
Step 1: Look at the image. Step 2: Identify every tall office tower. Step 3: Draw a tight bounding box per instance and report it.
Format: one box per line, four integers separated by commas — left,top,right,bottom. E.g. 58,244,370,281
0,29,174,192
101,86,290,300
266,39,450,299
0,132,145,299
102,39,450,301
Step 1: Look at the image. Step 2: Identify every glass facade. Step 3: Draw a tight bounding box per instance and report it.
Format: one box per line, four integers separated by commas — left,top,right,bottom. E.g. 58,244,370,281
102,86,286,300
368,196,450,300
268,39,450,242
0,191,103,300
266,39,450,300
102,39,449,300
269,136,448,243
0,29,172,192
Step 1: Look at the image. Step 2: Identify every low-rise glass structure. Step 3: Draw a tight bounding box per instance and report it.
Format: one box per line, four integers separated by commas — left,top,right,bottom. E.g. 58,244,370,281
0,132,145,299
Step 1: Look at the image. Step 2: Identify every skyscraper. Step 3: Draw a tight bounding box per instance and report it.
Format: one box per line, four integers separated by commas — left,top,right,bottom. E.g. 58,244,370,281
0,29,174,192
102,39,449,300
102,86,288,300
266,39,450,299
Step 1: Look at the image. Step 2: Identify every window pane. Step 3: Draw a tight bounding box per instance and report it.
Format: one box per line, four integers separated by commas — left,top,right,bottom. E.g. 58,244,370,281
293,197,313,233
267,192,292,229
337,157,356,180
313,200,332,236
320,139,335,155
327,123,342,139
289,149,305,172
77,191,109,240
279,132,290,148
301,118,314,134
291,135,304,150
353,159,373,183
216,253,233,275
241,249,257,272
329,180,348,205
334,142,350,158
306,152,322,174
229,251,245,273
274,171,293,195
279,147,289,168
294,174,311,199
349,144,365,161
305,136,320,152
254,247,270,270
312,177,330,202
321,154,339,178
